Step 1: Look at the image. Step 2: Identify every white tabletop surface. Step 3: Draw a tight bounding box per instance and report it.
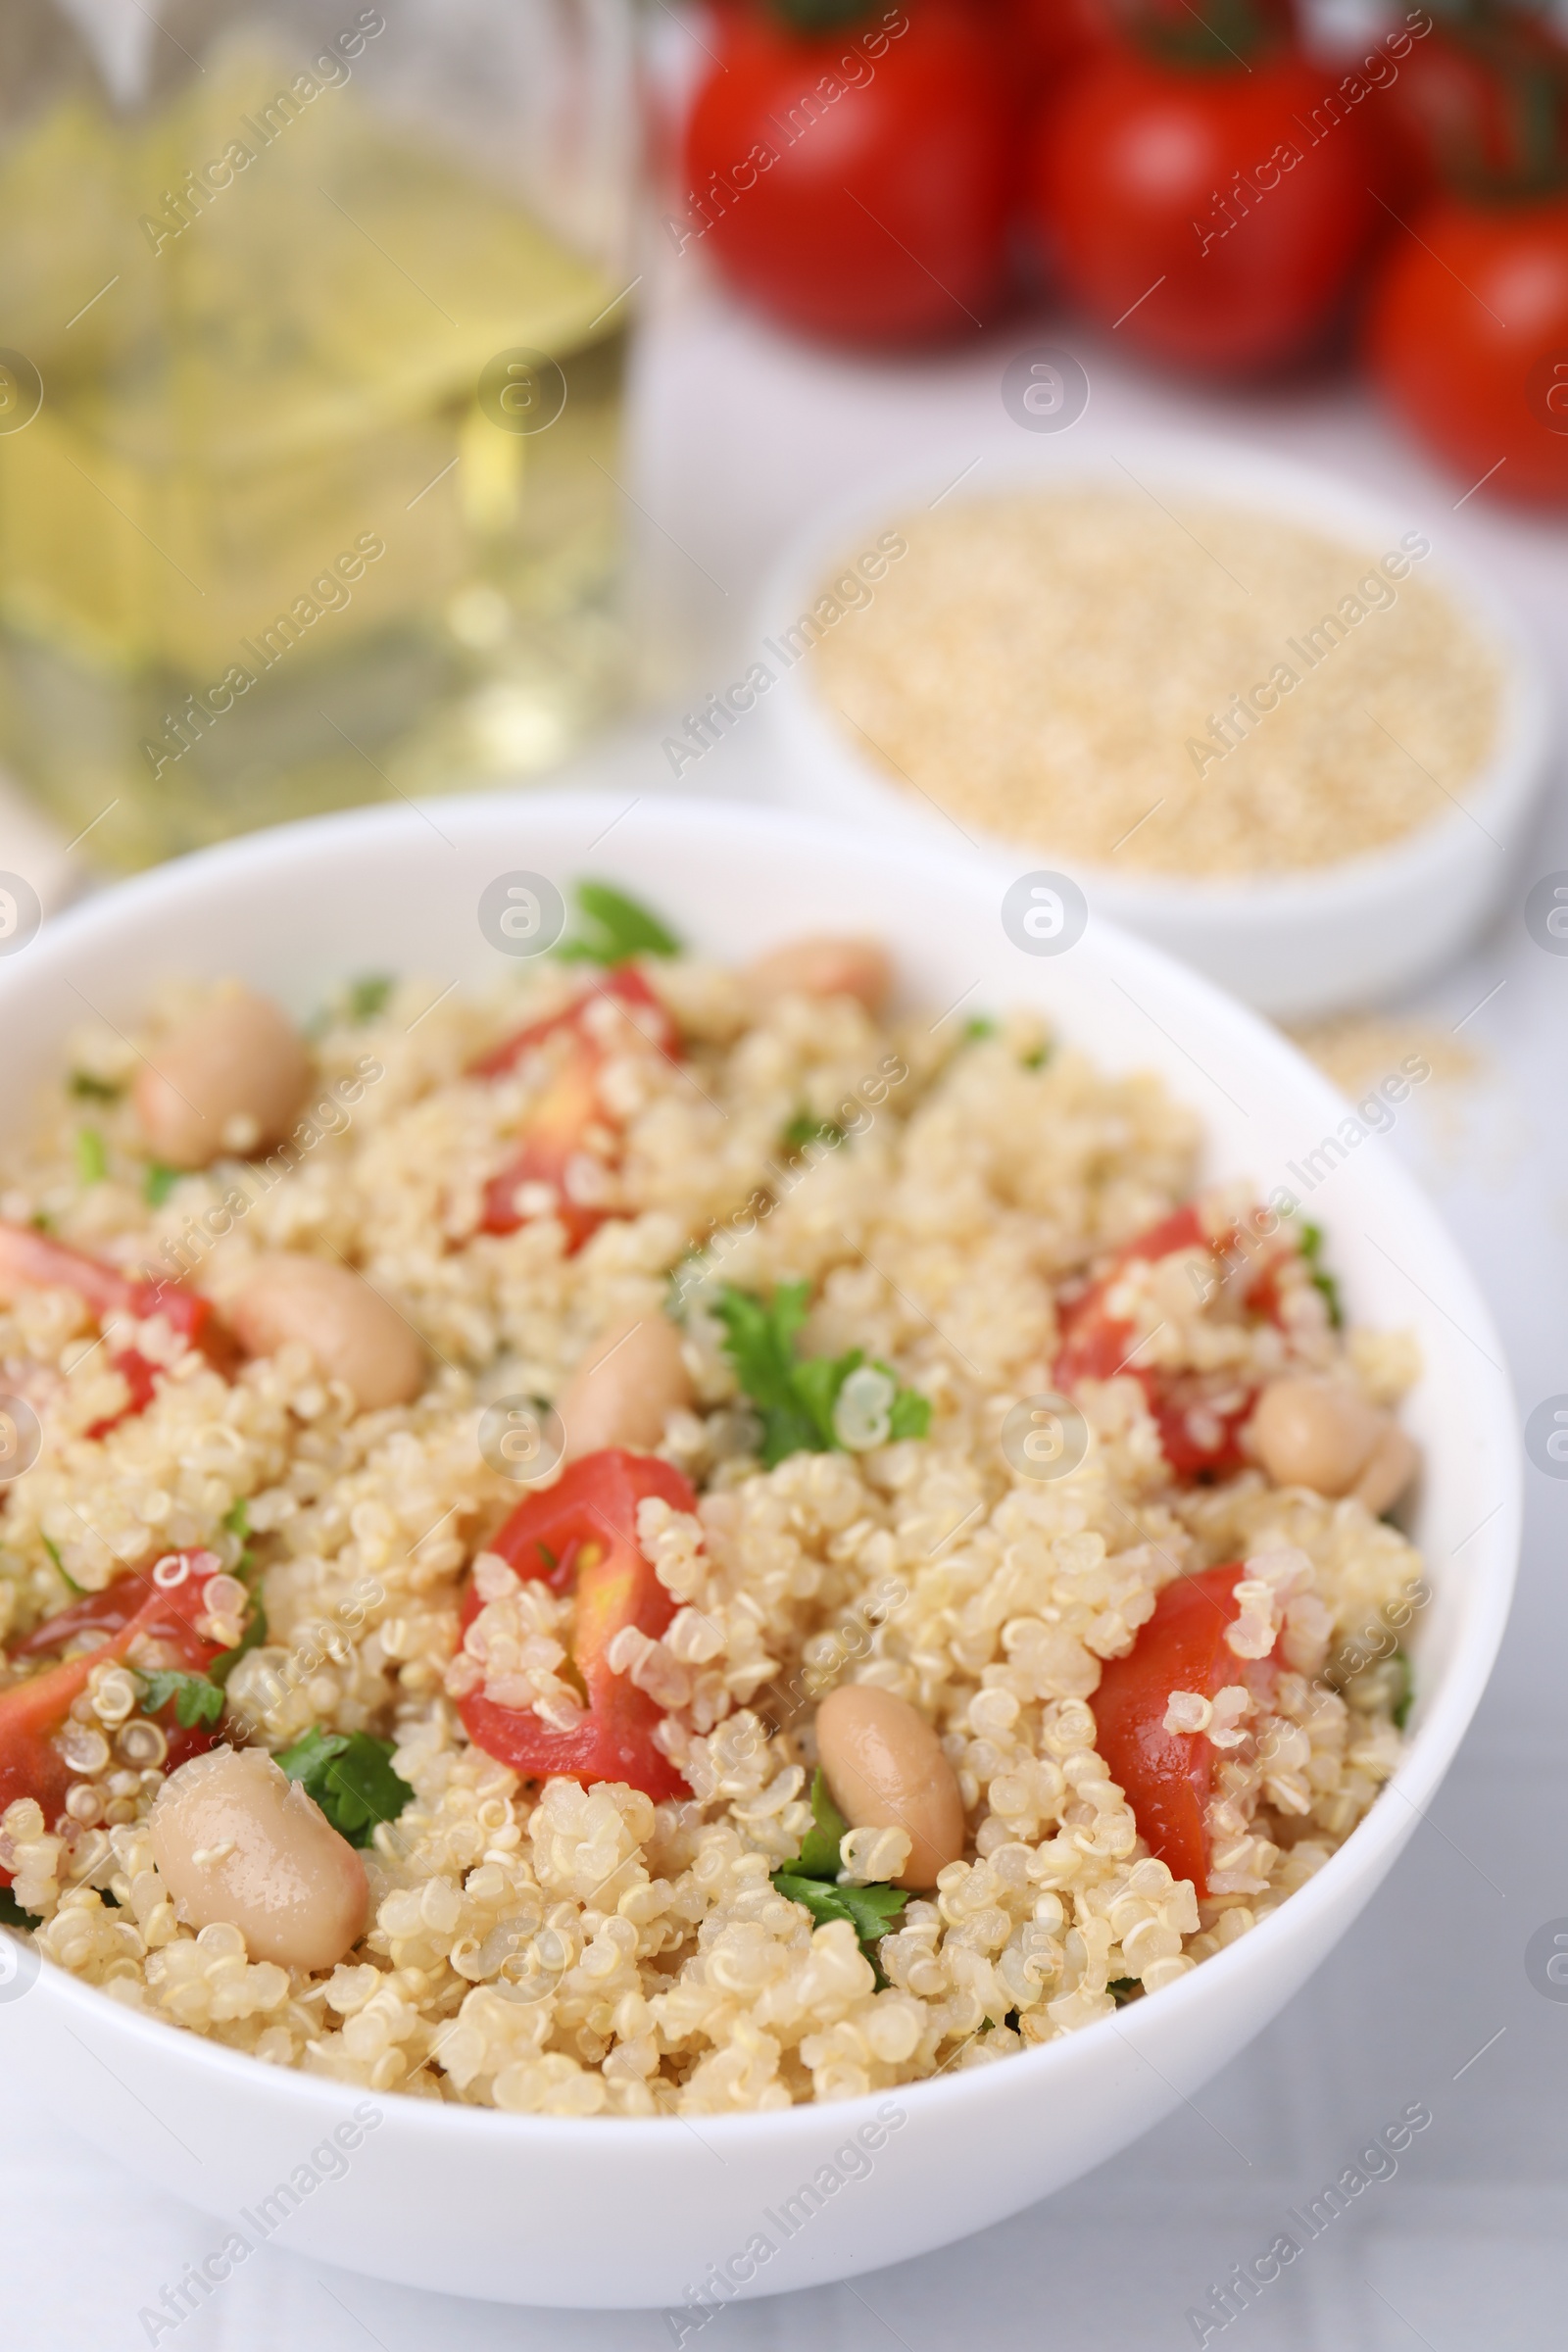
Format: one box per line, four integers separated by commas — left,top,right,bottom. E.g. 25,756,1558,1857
5,249,1568,2350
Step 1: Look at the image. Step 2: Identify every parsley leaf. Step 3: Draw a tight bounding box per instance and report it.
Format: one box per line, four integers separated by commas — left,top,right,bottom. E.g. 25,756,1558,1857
712,1282,931,1467
1298,1220,1344,1328
40,1534,84,1598
1392,1649,1413,1732
962,1015,998,1043
274,1727,413,1847
140,1669,226,1729
557,880,681,965
69,1071,122,1102
888,1388,933,1442
75,1127,108,1186
712,1281,822,1463
209,1591,268,1687
796,1767,849,1881
781,1109,845,1154
772,1873,908,1952
221,1499,250,1541
769,1770,908,1980
143,1162,179,1206
347,974,394,1023
0,1887,41,1931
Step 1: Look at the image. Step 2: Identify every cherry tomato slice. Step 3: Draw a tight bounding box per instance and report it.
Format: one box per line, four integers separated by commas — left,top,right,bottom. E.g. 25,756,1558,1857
1092,1562,1279,1897
473,968,681,1252
0,1220,213,1346
469,966,678,1082
0,1550,232,1866
0,1222,222,1437
1055,1205,1280,1481
457,1449,697,1802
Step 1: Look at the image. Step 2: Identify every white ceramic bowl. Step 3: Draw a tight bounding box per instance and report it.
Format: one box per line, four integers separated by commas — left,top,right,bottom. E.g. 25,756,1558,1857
0,793,1518,2308
753,432,1551,1020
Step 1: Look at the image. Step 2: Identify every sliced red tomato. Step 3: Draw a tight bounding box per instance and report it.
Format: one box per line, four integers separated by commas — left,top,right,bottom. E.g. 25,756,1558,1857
1054,1204,1286,1481
0,1550,236,1869
457,1449,697,1802
1092,1562,1279,1897
0,1221,212,1345
472,967,682,1252
0,1221,220,1437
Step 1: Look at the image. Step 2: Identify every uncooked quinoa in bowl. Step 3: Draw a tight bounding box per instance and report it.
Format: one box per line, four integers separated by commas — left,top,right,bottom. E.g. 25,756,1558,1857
757,434,1549,1018
0,879,1435,2119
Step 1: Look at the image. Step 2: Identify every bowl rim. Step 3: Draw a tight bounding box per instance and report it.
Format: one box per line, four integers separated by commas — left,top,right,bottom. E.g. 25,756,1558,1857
751,425,1551,919
0,788,1522,2150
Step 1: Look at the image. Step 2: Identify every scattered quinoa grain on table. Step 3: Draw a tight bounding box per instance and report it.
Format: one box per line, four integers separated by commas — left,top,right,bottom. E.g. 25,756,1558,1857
0,901,1424,2114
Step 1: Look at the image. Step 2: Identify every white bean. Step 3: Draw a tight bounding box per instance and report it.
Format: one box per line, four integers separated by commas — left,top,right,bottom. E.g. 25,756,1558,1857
133,990,312,1169
558,1313,694,1460
230,1253,424,1410
745,936,893,1013
815,1685,965,1890
1353,1422,1420,1517
149,1745,368,1972
1250,1377,1384,1498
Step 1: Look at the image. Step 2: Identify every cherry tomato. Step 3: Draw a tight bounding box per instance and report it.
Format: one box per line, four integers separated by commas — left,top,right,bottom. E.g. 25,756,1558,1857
0,1220,220,1436
1092,1562,1279,1896
457,1449,697,1801
1055,1203,1293,1482
1033,42,1379,373
472,966,680,1251
1365,5,1568,207
1001,0,1118,93
680,1,1014,345
1366,191,1568,504
0,1551,234,1864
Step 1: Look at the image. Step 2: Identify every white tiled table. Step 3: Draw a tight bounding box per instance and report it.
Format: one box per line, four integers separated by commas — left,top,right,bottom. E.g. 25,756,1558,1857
5,277,1566,2351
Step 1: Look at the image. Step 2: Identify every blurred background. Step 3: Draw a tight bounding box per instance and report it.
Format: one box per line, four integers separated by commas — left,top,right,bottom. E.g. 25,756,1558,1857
3,3,1567,2347
1,0,1565,883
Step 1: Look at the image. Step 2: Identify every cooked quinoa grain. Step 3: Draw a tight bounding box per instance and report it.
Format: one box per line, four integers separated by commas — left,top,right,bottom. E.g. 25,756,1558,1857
0,947,1423,2113
812,491,1499,877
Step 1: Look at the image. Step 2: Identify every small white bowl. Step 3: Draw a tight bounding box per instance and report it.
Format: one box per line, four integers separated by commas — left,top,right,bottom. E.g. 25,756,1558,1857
753,432,1552,1020
0,794,1519,2306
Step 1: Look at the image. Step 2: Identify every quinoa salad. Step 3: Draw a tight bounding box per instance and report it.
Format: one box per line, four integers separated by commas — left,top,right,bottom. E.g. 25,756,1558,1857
0,891,1425,2117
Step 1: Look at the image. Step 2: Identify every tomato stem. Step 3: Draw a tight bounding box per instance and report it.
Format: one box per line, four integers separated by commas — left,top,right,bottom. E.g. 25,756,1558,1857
763,0,883,35
1115,0,1295,73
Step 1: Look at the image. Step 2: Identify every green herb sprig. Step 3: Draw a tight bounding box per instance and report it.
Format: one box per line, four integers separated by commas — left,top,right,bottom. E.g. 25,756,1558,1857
781,1109,845,1154
140,1669,226,1730
712,1281,930,1468
274,1727,414,1847
557,880,681,966
1298,1221,1344,1328
770,1769,907,1979
40,1534,84,1598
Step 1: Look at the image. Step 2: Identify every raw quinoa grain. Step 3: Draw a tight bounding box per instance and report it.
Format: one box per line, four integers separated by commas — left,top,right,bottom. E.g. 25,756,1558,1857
812,491,1499,877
